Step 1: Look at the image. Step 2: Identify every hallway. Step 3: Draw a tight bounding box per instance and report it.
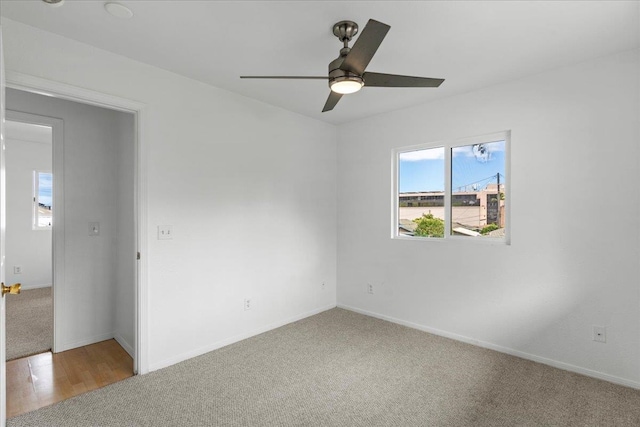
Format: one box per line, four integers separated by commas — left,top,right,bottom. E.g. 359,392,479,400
6,339,133,418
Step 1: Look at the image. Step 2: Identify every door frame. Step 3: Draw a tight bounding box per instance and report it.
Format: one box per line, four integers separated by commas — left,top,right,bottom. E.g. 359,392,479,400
1,24,7,426
5,111,63,354
5,71,149,375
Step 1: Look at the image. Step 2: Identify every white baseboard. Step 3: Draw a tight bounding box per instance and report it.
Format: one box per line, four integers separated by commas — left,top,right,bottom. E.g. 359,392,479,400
114,333,134,358
57,332,115,353
337,304,640,390
149,303,337,372
19,283,52,290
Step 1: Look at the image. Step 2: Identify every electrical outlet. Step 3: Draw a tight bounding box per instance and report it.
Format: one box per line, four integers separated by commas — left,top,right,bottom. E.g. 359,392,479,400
593,326,606,343
244,298,252,311
367,283,374,294
13,266,22,274
158,225,173,240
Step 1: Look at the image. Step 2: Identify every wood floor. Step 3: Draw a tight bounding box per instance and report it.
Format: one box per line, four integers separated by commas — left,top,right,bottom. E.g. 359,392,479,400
6,339,134,418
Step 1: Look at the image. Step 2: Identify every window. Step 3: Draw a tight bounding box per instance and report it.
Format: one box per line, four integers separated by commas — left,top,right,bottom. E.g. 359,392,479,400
397,147,445,238
394,131,509,242
33,171,52,229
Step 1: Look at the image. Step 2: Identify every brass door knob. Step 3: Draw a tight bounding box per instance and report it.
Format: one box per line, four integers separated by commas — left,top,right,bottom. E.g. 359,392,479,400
1,282,21,297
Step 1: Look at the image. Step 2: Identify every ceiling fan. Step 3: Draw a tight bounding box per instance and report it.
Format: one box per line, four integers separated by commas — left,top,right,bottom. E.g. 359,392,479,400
240,19,445,112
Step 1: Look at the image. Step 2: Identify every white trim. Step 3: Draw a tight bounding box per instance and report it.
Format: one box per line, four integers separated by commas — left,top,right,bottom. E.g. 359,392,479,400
444,144,452,236
6,110,64,353
149,304,337,372
114,332,134,358
135,107,148,375
393,232,511,246
6,71,149,374
1,25,7,427
390,149,398,239
504,131,512,244
5,72,145,113
337,304,640,390
59,332,115,353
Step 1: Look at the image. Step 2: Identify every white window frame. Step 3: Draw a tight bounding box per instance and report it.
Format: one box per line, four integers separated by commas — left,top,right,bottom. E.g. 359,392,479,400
33,169,53,230
392,130,511,244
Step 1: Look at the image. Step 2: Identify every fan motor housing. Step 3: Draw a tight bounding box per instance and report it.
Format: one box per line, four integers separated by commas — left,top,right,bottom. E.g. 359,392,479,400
329,69,361,82
328,55,345,75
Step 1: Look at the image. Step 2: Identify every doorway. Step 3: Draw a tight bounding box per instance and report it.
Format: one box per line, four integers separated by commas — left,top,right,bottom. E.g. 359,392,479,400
4,118,54,361
4,88,138,417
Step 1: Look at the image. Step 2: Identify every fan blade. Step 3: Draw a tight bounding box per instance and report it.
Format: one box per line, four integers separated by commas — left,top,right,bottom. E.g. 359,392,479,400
322,91,343,112
363,72,444,88
340,19,390,75
240,76,327,79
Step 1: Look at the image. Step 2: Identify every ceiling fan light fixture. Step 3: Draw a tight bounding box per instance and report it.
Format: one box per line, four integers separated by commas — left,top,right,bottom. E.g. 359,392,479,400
241,19,443,112
330,76,364,94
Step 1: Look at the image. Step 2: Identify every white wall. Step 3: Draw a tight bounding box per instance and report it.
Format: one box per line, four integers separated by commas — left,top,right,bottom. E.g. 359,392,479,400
337,49,640,386
6,88,135,351
0,18,337,371
5,131,52,289
2,14,638,390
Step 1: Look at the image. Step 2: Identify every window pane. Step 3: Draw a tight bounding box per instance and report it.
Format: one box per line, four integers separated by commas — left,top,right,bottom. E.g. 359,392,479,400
451,140,505,238
37,172,53,228
398,147,445,238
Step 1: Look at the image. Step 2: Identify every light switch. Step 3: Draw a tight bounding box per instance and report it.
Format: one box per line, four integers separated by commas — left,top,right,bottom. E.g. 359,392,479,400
89,222,100,236
158,225,173,240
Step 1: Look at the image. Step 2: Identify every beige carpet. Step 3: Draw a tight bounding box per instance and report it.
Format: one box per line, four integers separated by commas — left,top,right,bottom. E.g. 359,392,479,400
9,308,640,426
6,287,53,361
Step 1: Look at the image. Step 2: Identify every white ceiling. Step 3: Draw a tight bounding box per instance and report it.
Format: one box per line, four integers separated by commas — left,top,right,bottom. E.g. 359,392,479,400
1,1,638,125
